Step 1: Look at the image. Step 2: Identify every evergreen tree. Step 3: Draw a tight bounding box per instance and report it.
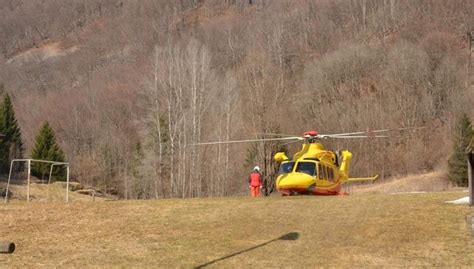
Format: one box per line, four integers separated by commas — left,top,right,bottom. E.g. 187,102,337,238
0,91,24,173
31,121,66,181
448,113,473,186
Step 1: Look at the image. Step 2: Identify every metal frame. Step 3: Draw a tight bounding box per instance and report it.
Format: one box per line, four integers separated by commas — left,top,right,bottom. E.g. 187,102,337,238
468,32,474,206
468,151,473,207
3,159,70,203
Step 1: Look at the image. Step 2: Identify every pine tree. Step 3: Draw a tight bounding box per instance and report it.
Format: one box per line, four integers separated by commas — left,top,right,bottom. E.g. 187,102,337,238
448,113,473,186
0,92,24,173
31,121,66,181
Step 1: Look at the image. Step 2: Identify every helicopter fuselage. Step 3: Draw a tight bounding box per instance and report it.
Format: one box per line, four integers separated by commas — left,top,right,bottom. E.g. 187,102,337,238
276,160,343,195
274,142,352,196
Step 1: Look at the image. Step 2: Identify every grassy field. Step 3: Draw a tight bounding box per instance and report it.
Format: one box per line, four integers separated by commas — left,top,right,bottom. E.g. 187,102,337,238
1,191,473,268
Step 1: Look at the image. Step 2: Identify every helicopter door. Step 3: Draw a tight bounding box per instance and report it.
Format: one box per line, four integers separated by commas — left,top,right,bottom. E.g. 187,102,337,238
317,164,334,182
327,167,334,182
317,164,324,180
323,166,329,181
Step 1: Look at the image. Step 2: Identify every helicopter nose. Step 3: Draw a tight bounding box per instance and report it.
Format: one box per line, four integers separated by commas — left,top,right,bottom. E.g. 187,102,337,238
277,173,315,190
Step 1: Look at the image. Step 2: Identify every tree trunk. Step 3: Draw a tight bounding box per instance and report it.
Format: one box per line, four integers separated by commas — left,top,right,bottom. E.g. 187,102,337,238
390,0,395,20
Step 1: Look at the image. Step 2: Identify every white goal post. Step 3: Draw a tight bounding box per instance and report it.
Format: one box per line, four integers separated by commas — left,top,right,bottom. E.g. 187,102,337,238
3,159,70,203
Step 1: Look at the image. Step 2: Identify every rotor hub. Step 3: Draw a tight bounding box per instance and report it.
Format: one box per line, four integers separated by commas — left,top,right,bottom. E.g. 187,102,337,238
303,130,319,143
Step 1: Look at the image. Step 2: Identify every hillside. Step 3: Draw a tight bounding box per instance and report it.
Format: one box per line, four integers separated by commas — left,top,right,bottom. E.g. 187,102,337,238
0,1,473,198
1,191,473,267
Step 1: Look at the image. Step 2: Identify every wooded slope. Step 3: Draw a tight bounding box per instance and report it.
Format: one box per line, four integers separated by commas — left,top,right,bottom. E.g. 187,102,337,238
0,0,473,198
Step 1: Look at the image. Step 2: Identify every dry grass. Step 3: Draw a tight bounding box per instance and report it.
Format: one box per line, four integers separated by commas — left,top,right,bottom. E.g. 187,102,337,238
1,191,474,268
351,171,453,194
1,181,103,203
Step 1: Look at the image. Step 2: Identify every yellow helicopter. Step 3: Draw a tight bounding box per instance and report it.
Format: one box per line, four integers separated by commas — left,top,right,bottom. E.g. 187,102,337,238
195,127,420,196
273,130,378,196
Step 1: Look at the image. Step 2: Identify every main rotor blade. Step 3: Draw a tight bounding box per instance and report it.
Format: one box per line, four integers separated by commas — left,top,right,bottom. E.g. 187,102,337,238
323,127,424,137
254,132,299,137
281,139,303,146
193,136,302,146
321,135,388,139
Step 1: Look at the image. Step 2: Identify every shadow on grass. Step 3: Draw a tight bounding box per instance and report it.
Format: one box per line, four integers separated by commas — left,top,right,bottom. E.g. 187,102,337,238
194,232,299,268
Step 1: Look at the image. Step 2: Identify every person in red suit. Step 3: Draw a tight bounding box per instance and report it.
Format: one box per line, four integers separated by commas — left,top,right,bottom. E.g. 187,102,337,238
249,166,263,197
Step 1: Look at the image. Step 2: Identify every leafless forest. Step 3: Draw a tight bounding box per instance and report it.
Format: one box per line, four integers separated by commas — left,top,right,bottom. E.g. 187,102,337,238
0,0,473,198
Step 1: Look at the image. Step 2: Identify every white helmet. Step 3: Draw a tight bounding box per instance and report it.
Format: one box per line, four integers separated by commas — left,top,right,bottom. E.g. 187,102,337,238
253,166,260,172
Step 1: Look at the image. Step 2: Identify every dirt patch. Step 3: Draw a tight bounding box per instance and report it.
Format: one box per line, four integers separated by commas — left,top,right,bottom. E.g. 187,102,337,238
7,42,78,64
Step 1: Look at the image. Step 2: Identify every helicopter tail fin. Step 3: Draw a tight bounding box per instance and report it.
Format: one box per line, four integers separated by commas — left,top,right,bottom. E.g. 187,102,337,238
338,150,352,177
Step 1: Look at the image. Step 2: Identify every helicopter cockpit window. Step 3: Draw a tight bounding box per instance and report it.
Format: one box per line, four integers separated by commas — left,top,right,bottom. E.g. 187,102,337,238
295,162,316,176
279,162,295,174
